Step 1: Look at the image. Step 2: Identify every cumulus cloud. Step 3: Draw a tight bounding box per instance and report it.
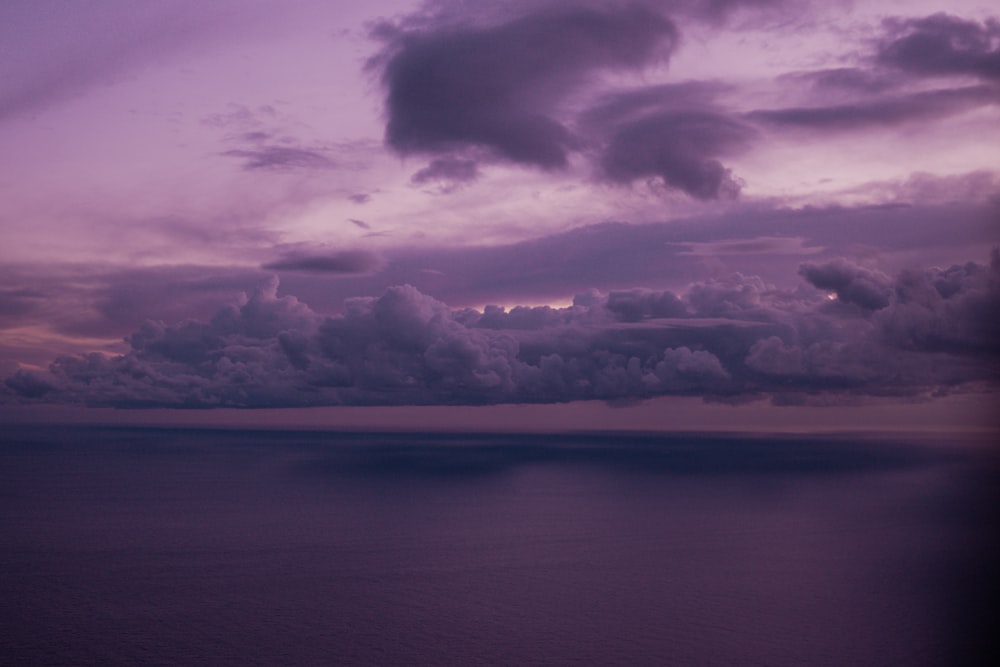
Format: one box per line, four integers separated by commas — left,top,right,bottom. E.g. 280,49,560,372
799,259,892,311
874,250,1000,357
5,252,997,408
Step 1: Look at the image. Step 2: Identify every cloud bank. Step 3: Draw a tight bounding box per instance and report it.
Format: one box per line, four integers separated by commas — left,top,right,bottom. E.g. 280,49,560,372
5,252,997,408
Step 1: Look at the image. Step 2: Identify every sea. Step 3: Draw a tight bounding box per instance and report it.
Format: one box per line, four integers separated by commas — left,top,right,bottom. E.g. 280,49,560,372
1,426,996,666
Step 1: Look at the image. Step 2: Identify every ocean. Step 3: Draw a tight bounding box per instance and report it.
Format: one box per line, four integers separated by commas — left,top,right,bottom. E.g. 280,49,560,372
1,426,996,666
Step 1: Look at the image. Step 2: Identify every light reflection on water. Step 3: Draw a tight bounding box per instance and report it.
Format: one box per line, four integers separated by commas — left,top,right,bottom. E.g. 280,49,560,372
1,427,995,666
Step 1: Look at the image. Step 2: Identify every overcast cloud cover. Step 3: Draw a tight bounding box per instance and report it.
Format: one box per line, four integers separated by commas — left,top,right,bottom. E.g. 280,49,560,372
0,0,998,420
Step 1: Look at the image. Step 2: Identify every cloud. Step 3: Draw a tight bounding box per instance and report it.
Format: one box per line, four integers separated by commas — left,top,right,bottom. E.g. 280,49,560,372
746,85,1000,131
0,1,264,122
372,2,827,198
579,81,731,127
207,103,350,171
575,81,756,197
673,237,823,256
221,146,336,171
0,199,993,356
786,67,902,94
375,3,677,168
5,251,997,408
598,114,749,198
799,259,892,311
291,199,997,310
411,157,480,191
0,287,44,327
877,13,1000,81
604,288,688,322
3,370,57,398
874,249,1000,357
262,250,382,274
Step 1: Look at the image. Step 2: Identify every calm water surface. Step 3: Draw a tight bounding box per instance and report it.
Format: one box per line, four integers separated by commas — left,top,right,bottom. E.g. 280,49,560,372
1,427,996,665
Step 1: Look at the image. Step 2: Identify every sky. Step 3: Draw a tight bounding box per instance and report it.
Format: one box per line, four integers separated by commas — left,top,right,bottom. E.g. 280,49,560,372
1,0,998,431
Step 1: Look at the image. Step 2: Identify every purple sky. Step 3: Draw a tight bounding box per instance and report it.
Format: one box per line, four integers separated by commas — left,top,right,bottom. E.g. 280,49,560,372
1,0,998,431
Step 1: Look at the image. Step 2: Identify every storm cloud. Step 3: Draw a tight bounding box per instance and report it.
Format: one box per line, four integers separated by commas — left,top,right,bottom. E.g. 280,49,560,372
5,251,997,408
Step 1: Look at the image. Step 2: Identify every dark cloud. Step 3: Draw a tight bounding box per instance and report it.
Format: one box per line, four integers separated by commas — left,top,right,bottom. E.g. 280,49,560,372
605,289,688,322
262,250,382,274
679,0,787,23
577,82,756,198
874,250,1000,358
372,3,789,198
746,85,1000,131
415,0,789,29
4,252,997,408
579,81,731,127
375,3,678,168
0,264,267,342
3,370,57,398
0,200,993,354
220,146,336,171
782,67,902,94
878,13,1000,81
799,259,892,311
283,199,997,311
348,218,371,230
411,157,480,190
0,288,44,326
599,110,755,198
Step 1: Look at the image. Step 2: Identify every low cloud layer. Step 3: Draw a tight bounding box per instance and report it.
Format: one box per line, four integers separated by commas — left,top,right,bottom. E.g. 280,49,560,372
5,251,997,408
